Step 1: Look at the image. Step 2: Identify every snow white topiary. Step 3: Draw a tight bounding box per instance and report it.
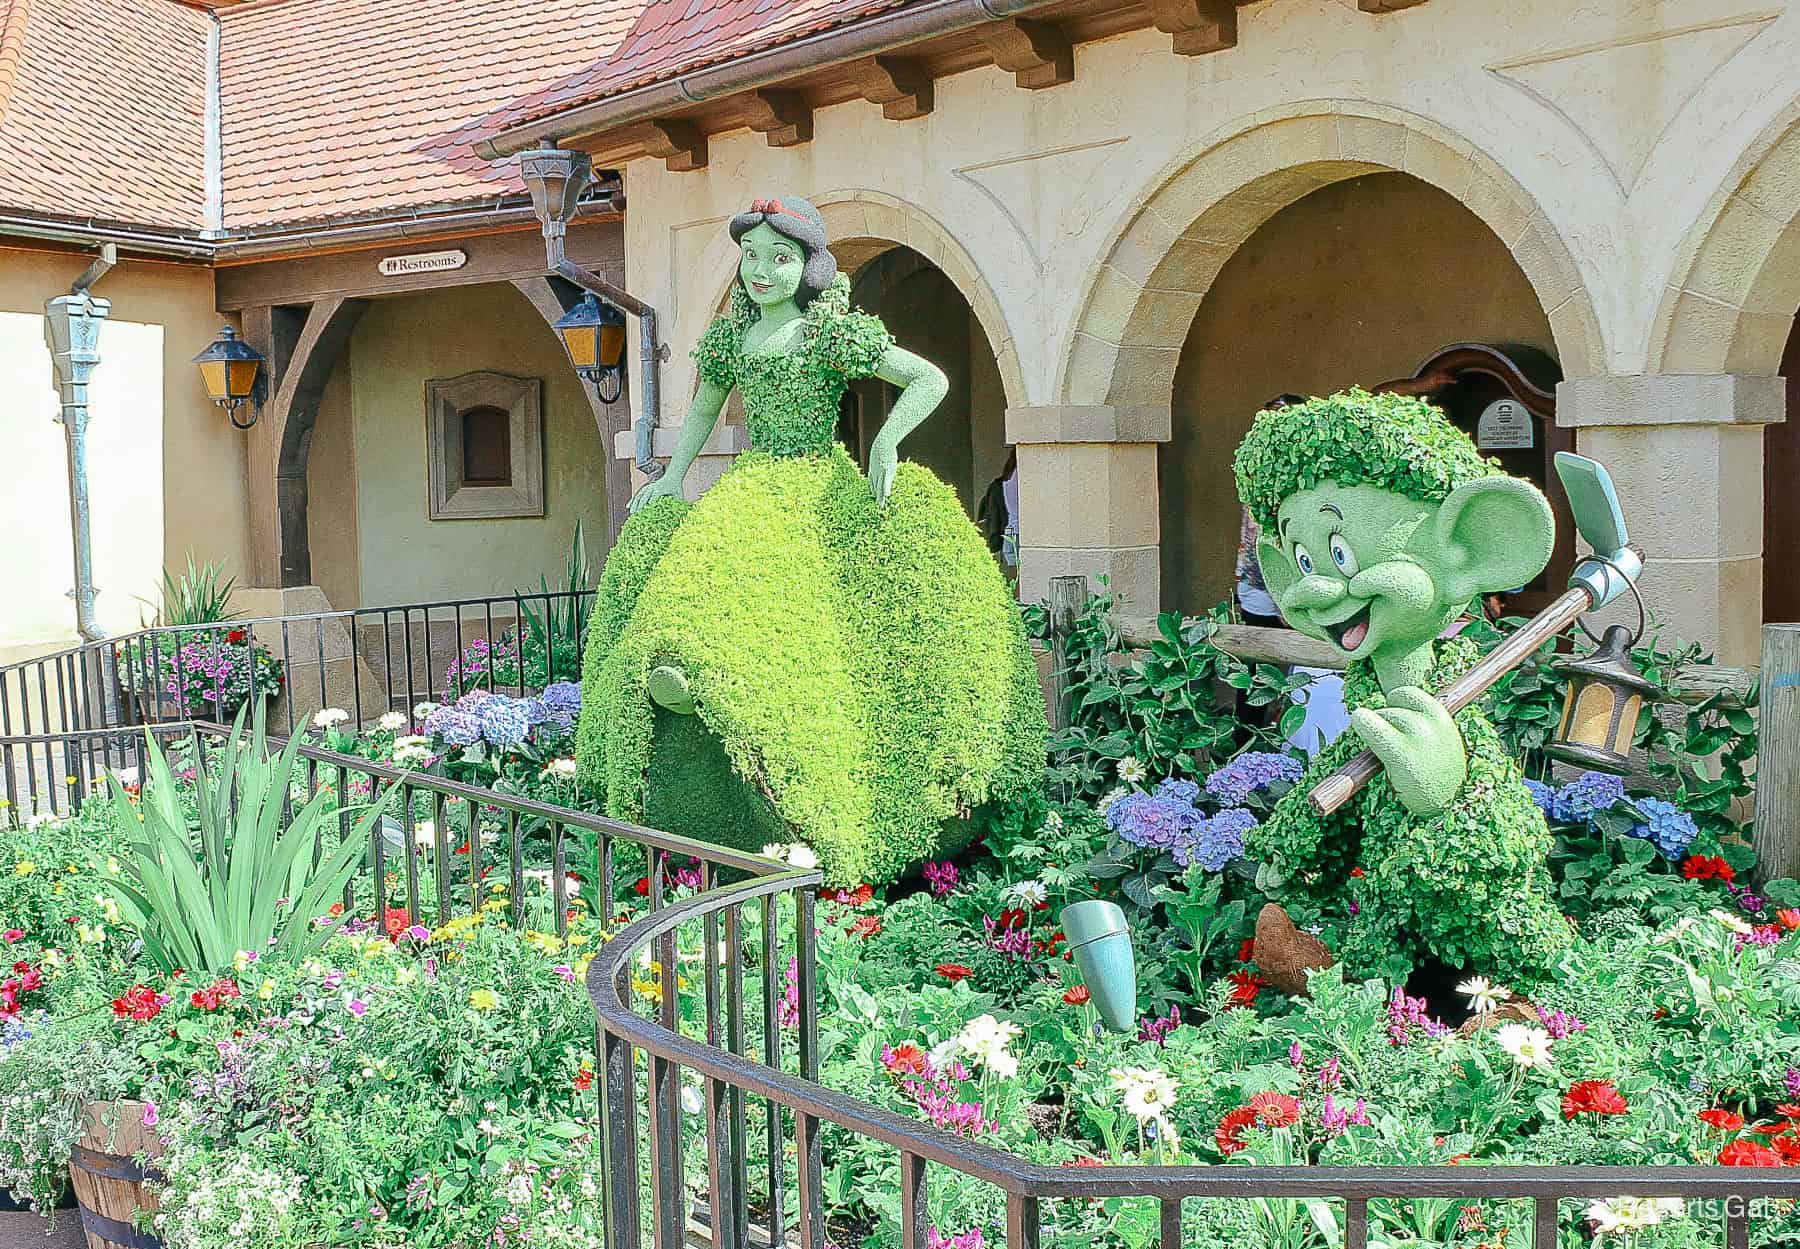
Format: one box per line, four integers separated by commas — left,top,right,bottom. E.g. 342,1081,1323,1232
576,197,1046,884
1234,389,1571,981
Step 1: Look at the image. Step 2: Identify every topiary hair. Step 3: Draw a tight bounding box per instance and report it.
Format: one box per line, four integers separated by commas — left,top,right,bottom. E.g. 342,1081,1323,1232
1233,388,1504,530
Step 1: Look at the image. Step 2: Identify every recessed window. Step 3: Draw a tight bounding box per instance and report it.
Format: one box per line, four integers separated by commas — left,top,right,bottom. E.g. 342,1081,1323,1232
460,405,513,487
426,372,543,520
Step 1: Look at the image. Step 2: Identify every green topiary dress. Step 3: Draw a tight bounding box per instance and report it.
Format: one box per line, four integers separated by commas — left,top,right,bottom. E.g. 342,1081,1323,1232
576,276,1047,885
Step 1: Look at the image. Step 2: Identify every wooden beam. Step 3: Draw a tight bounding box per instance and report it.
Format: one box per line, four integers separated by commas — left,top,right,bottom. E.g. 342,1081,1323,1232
1146,0,1240,55
511,275,631,548
977,18,1073,89
1353,0,1429,10
643,119,708,172
742,89,813,147
848,55,933,120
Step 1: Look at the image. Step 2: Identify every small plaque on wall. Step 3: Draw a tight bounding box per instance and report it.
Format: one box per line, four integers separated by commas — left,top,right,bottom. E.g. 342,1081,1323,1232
1476,397,1534,450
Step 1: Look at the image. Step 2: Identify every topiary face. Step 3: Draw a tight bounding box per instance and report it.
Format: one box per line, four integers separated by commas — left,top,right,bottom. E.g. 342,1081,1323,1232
738,222,807,309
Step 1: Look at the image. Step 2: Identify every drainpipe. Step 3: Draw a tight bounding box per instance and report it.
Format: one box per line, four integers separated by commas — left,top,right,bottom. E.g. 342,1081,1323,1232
42,244,117,643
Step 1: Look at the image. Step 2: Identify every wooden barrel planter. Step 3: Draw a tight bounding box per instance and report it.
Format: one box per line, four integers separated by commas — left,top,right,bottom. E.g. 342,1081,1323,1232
67,1101,163,1249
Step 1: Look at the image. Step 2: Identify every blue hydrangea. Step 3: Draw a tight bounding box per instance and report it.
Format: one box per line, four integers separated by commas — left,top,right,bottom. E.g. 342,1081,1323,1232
538,681,583,728
1524,778,1556,819
1105,792,1200,853
1627,797,1699,861
477,697,533,749
1204,752,1304,806
1552,771,1626,824
1155,777,1200,805
1,1015,35,1048
424,705,482,747
1175,808,1257,872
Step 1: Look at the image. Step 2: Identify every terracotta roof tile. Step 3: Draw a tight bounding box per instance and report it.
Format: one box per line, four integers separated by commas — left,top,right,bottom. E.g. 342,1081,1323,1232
0,0,209,229
217,0,644,228
495,0,908,132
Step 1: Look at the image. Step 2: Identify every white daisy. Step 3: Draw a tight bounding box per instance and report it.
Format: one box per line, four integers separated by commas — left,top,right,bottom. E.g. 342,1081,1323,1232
1710,908,1753,935
1010,880,1049,909
1586,1197,1685,1233
956,1014,1021,1064
1109,1066,1178,1121
412,820,437,849
413,702,439,720
541,758,578,779
785,844,820,871
1494,1023,1554,1069
376,710,407,732
1116,756,1148,784
1457,976,1508,1013
312,708,350,729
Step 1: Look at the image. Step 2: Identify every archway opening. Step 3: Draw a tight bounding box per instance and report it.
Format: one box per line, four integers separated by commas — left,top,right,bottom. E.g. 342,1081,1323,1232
1769,312,1800,623
842,244,1010,526
1158,172,1561,615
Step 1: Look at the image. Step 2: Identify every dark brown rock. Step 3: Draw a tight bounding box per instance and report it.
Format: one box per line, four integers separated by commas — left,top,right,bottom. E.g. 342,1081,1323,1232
1253,903,1335,998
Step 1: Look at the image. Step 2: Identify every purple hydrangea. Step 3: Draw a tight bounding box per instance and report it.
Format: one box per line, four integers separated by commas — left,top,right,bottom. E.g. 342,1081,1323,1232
424,704,482,747
538,681,583,729
1204,752,1304,806
1626,797,1698,861
476,697,533,748
1175,807,1256,872
1156,777,1200,805
1524,778,1556,819
1552,771,1626,824
1105,791,1200,853
424,689,534,750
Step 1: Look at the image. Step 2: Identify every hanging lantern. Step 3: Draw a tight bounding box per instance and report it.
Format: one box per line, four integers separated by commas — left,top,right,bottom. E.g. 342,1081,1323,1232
554,292,627,402
192,326,265,428
1544,623,1658,775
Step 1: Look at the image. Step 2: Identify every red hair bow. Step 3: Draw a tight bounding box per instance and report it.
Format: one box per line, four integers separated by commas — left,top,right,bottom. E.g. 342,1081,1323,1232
750,197,804,221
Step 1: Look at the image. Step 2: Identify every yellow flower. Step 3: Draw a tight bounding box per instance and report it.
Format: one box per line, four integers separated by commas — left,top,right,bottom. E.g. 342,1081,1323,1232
395,966,418,987
566,933,589,948
14,861,36,877
65,775,77,786
105,857,120,875
64,864,78,874
481,899,508,914
78,923,106,945
469,988,499,1012
233,950,255,972
257,979,276,1001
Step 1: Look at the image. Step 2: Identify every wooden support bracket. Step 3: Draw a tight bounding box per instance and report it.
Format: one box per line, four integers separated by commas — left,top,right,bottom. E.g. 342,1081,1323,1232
1146,0,1243,55
643,119,708,171
848,55,934,120
742,89,814,147
1351,0,1429,10
977,18,1073,89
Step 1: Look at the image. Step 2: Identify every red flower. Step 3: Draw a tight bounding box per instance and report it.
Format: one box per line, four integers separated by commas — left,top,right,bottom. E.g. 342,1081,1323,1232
11,961,29,975
632,877,651,897
1236,938,1256,963
883,1043,929,1076
848,916,882,940
1248,1091,1301,1128
935,963,973,983
573,1069,594,1092
327,902,346,918
225,628,248,644
1776,1105,1800,1121
1700,1108,1745,1132
1778,910,1800,933
1719,1140,1784,1167
1,930,21,944
1562,1080,1629,1119
1681,855,1736,883
1063,985,1091,1006
383,908,412,939
1350,866,1366,878
1215,1106,1258,1155
996,907,1027,931
1226,969,1269,1008
1061,1156,1105,1169
111,985,165,1022
188,978,242,1012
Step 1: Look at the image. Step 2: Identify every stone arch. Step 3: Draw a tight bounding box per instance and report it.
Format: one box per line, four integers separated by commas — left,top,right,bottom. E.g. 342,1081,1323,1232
1651,101,1800,374
688,190,1028,408
1058,102,1606,409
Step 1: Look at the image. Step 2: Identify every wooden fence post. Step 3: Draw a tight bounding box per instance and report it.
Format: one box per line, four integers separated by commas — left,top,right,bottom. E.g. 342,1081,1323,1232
1047,575,1087,732
1757,623,1799,883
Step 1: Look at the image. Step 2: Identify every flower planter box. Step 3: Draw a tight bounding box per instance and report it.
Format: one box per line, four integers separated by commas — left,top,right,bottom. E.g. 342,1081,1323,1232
66,1101,162,1249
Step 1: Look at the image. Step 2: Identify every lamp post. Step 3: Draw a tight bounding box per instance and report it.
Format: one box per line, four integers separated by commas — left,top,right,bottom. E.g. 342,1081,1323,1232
43,283,112,643
517,145,666,483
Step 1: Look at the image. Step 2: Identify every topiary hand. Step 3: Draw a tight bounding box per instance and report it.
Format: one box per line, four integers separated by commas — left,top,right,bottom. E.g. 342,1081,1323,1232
1349,686,1467,816
629,475,684,515
868,440,898,505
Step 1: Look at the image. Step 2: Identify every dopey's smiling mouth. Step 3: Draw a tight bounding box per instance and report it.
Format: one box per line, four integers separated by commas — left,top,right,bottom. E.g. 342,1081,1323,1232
1321,603,1372,652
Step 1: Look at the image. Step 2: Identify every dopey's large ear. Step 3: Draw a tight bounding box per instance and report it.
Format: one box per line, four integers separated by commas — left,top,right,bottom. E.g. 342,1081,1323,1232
1257,535,1300,618
1428,475,1555,607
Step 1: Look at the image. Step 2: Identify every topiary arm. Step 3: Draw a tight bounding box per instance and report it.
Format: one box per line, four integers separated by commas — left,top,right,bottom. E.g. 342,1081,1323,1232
629,377,731,513
867,343,948,504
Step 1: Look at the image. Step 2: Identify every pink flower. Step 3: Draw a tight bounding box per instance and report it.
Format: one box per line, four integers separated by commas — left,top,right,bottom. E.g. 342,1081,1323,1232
552,965,576,982
345,995,368,1018
140,1100,158,1128
2,930,23,944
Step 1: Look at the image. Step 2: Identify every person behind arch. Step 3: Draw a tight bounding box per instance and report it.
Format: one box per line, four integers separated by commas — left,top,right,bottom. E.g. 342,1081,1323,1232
1235,394,1306,629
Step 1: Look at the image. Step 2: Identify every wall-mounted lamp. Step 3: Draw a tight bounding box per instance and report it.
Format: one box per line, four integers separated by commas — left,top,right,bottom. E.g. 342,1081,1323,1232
1546,622,1657,775
1061,899,1137,1033
192,325,265,428
553,291,628,403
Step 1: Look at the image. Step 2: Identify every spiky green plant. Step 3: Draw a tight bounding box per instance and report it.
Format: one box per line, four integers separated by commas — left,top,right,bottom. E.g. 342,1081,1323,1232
105,702,392,974
141,554,240,627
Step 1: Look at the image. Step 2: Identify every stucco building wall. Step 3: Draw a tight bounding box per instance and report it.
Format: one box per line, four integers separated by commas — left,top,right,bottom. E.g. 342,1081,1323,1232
306,282,610,607
613,0,1800,663
0,247,243,662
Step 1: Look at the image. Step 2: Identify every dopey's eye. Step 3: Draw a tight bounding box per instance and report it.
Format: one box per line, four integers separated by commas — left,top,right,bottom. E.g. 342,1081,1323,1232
1293,544,1315,576
1328,533,1359,577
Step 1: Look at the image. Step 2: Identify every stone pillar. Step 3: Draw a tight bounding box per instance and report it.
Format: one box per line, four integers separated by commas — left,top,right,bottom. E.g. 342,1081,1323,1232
1557,374,1784,667
1006,405,1169,613
615,423,752,500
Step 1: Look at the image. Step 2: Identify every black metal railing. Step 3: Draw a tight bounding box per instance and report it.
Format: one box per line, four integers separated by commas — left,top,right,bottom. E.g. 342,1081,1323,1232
591,869,1800,1249
0,591,594,815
